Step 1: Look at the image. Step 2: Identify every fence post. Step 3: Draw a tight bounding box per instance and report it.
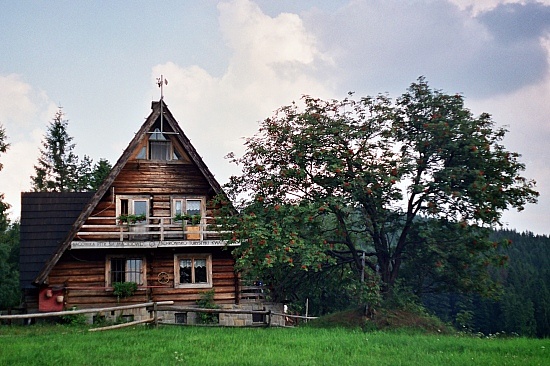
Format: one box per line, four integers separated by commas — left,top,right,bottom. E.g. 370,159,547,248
305,298,309,324
153,302,158,328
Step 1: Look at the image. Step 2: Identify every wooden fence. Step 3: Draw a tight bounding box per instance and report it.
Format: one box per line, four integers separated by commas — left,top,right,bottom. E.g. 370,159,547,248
239,284,266,302
1,301,317,329
0,301,174,331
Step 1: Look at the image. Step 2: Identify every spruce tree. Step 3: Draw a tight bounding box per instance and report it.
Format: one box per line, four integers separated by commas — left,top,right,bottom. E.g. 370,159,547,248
31,108,94,192
90,158,112,190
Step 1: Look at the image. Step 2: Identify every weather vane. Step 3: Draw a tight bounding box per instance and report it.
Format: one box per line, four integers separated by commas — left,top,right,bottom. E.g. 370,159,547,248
156,75,168,100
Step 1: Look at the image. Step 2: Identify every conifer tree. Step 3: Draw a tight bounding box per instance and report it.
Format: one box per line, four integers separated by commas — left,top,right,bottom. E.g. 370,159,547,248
90,158,112,190
30,108,106,192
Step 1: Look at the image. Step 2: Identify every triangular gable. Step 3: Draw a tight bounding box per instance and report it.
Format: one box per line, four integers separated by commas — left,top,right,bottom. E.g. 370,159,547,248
33,100,226,285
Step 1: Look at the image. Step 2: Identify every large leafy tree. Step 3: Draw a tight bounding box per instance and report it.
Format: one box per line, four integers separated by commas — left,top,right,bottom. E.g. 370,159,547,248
218,78,538,304
31,108,111,192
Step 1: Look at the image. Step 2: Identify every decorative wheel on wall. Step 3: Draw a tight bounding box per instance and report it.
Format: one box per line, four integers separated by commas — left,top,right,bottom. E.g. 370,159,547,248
158,272,170,284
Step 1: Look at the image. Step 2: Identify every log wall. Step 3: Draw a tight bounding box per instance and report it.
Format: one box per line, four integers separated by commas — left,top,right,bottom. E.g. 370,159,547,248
47,248,237,308
78,161,220,240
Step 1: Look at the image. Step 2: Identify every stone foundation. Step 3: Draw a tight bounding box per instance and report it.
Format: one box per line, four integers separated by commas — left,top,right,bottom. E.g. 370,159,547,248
158,302,285,327
83,302,285,327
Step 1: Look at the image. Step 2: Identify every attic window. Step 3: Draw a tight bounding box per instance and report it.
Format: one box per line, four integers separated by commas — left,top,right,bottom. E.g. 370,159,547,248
150,128,167,141
149,128,171,160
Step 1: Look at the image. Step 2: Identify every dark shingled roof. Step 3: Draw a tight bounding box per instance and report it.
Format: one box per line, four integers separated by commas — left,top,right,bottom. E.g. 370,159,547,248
19,192,94,289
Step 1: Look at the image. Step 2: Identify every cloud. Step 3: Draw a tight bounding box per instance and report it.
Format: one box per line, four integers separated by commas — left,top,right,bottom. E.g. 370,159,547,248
0,74,55,136
148,0,548,233
0,138,42,220
450,0,550,15
464,37,550,234
477,2,550,43
0,74,55,220
151,0,334,183
300,0,550,98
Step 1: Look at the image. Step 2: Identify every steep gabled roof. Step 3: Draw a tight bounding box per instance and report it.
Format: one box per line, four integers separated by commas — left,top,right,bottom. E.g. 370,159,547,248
32,100,226,285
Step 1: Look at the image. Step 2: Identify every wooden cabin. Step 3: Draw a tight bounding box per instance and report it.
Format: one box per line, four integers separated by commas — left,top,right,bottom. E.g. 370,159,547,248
19,100,279,325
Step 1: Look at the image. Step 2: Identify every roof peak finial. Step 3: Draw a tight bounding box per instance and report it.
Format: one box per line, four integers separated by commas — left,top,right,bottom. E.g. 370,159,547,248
156,75,168,100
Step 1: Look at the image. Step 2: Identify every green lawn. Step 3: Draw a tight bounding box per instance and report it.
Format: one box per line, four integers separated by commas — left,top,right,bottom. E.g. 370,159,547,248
0,325,547,365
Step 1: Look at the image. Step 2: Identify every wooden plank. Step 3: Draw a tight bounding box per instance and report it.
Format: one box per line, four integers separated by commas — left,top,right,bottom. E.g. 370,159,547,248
51,261,104,270
89,317,155,332
0,301,174,320
157,306,269,315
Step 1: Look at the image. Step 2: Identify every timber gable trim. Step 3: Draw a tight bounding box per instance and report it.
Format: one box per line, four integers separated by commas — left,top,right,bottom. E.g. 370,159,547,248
33,100,226,285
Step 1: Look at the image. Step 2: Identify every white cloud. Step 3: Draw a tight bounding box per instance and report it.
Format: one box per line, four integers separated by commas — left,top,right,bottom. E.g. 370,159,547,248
0,139,42,220
299,0,550,99
151,0,334,184
0,74,55,221
449,0,550,14
147,0,549,234
0,74,55,135
463,37,550,234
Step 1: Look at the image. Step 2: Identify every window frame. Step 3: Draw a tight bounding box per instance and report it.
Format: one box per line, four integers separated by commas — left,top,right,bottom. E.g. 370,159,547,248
133,129,187,162
116,195,150,224
173,253,212,289
105,255,147,288
171,196,205,220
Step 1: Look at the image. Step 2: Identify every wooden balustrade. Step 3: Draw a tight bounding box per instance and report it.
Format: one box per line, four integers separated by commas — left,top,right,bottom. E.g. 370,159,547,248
76,216,225,242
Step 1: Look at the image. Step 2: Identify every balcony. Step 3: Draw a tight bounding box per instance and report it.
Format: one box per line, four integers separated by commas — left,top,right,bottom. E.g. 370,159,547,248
70,216,237,250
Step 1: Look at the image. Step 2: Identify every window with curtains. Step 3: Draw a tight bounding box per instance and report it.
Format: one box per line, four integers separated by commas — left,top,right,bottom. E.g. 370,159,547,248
146,128,183,161
134,128,185,161
174,254,212,288
106,256,146,286
149,128,170,160
172,198,203,217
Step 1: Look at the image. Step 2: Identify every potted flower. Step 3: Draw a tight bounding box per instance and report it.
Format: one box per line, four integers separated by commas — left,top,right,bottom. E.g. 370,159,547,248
174,213,202,239
118,214,146,226
112,281,138,301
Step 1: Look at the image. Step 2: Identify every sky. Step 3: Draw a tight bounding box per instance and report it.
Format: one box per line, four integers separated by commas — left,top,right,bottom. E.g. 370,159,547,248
0,0,549,234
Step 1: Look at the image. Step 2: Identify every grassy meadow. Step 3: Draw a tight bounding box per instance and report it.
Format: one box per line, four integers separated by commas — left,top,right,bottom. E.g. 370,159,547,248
0,325,548,366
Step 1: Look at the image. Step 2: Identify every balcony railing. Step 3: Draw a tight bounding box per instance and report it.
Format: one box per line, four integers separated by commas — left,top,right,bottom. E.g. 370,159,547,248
75,216,224,242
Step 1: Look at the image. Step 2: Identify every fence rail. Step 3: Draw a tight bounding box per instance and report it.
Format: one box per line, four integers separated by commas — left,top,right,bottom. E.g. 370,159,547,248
239,284,266,302
0,301,173,321
158,306,270,316
1,302,317,328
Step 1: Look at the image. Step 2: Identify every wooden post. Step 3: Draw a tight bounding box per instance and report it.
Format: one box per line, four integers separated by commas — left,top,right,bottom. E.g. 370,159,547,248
235,274,241,305
153,302,158,328
305,298,309,324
